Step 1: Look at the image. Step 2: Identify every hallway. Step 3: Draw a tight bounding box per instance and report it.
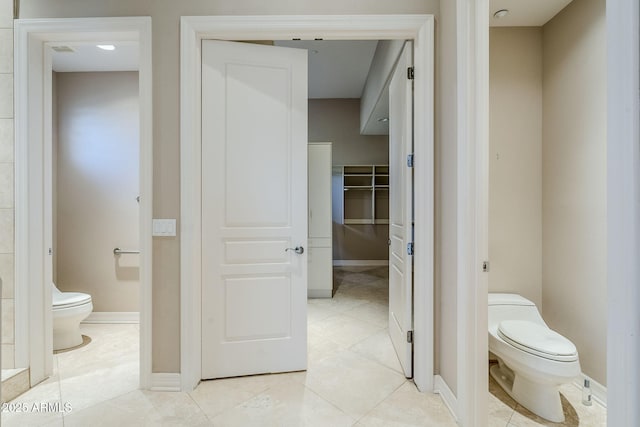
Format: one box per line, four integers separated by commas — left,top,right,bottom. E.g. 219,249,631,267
3,266,608,426
2,266,456,426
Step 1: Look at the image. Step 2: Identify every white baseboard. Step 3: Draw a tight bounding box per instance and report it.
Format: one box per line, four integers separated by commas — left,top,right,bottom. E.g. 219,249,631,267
573,374,607,407
332,260,389,267
434,375,458,421
150,373,181,392
83,312,140,324
308,289,332,298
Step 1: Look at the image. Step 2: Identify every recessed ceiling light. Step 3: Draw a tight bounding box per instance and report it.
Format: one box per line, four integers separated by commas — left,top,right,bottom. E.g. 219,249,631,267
377,117,389,123
97,44,116,51
493,9,509,19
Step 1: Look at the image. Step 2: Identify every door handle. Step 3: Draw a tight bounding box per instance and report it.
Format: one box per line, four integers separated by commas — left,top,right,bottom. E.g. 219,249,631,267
285,246,304,254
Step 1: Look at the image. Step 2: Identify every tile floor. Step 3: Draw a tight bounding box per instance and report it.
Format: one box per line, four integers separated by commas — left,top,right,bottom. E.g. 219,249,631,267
1,266,606,426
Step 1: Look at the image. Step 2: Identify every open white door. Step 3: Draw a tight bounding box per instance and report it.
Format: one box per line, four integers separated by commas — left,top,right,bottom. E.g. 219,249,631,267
388,42,414,378
201,40,308,379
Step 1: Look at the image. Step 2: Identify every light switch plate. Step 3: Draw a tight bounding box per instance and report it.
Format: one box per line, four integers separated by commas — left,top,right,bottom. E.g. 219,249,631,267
152,219,177,237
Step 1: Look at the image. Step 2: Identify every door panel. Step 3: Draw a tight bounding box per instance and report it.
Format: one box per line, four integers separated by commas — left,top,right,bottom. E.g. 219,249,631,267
388,42,414,378
224,63,290,226
201,40,308,379
224,276,291,340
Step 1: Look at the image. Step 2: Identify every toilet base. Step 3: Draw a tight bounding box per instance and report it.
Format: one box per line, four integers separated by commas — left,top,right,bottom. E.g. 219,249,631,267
490,363,565,423
53,322,82,351
52,300,92,351
53,326,84,351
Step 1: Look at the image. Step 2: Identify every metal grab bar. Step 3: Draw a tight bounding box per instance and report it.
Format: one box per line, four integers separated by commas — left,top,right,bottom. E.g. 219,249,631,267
113,248,140,255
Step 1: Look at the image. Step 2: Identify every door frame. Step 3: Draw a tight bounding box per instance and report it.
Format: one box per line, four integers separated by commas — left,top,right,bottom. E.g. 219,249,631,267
606,0,640,425
14,17,153,388
456,0,490,425
180,15,434,393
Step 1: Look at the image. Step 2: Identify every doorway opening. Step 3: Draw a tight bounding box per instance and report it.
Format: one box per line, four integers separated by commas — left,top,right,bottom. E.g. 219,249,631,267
12,17,153,394
284,38,411,378
486,2,608,424
180,14,434,394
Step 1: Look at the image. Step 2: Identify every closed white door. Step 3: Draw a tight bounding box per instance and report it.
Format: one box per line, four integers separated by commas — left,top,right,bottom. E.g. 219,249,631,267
388,42,414,378
201,40,308,379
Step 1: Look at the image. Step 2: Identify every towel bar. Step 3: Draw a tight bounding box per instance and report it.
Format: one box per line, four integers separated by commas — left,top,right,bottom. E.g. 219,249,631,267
113,248,140,255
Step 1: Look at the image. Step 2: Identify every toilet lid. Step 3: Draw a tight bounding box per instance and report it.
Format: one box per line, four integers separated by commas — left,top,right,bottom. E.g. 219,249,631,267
53,291,92,309
498,320,578,362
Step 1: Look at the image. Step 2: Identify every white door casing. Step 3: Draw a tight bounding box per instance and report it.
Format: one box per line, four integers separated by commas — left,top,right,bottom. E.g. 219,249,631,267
388,42,414,378
181,15,434,395
200,40,308,379
14,17,153,389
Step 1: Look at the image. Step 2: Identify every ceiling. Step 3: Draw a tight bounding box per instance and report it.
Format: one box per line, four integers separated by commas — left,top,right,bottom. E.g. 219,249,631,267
51,39,375,99
49,2,574,100
51,42,139,72
489,0,573,27
274,40,378,99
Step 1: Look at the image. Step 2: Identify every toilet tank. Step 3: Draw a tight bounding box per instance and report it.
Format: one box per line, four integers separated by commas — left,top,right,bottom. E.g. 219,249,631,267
488,293,546,330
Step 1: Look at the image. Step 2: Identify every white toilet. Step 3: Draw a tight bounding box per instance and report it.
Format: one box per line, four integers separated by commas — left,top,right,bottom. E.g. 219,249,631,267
52,283,93,351
488,293,580,422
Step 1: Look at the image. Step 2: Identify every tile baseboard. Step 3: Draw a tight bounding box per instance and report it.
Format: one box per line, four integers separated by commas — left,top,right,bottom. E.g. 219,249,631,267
434,375,458,422
150,373,181,392
308,289,332,298
573,374,607,407
1,367,29,403
83,312,140,324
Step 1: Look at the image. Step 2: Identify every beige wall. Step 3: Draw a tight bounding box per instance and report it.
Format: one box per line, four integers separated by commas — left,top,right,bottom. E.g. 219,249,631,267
488,0,607,386
489,28,543,307
19,0,440,373
0,0,13,369
310,99,389,167
435,0,457,393
542,0,607,385
309,98,389,261
54,72,140,312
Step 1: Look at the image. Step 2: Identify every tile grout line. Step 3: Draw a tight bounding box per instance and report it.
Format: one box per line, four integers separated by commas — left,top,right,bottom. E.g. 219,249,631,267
58,383,139,421
54,355,67,427
299,380,359,425
506,407,514,426
188,379,273,422
353,378,409,424
56,328,141,423
327,267,406,400
184,390,217,425
310,309,401,375
341,308,388,330
343,341,405,377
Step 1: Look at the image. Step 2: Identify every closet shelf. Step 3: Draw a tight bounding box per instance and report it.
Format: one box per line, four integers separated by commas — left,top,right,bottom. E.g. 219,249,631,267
341,164,390,224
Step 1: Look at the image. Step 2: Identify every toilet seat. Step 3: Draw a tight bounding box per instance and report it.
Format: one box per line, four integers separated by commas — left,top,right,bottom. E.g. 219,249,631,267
498,320,578,362
53,291,92,310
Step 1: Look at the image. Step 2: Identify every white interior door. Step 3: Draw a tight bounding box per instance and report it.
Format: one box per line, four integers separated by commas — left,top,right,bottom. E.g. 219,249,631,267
201,40,308,379
388,42,414,378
